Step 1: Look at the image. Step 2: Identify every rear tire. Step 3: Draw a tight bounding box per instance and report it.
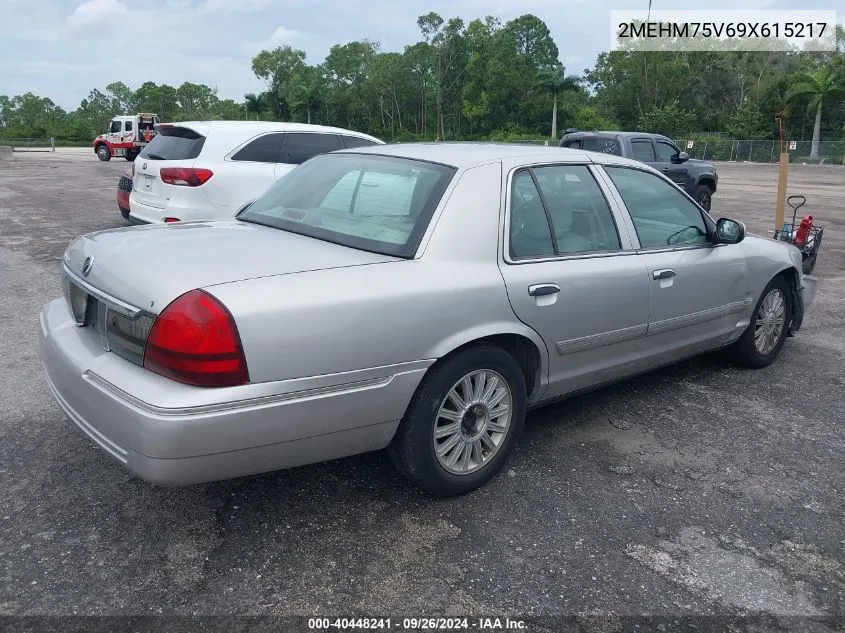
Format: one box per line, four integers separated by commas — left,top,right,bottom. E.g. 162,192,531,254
125,150,138,162
729,276,793,369
388,344,527,497
693,183,713,211
96,145,111,161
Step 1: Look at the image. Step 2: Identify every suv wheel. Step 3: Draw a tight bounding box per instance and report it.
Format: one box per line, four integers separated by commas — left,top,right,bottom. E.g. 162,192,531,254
693,184,713,211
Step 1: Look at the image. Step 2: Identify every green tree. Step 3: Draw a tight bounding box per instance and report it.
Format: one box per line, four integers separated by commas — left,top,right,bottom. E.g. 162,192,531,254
504,14,560,72
725,100,770,139
638,100,697,137
105,81,134,112
787,66,845,158
252,45,307,119
133,82,179,121
538,65,579,139
244,92,265,120
176,82,219,120
417,12,467,139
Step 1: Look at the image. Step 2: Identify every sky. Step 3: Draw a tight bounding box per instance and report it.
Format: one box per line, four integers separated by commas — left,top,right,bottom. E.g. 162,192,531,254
0,0,839,111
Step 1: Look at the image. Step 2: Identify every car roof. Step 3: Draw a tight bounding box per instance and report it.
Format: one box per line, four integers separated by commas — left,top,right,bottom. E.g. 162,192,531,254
334,141,644,170
165,120,383,144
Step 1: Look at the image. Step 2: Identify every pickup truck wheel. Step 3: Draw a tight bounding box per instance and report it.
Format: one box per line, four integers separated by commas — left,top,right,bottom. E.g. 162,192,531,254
96,145,111,161
693,184,712,211
388,344,527,496
729,276,792,369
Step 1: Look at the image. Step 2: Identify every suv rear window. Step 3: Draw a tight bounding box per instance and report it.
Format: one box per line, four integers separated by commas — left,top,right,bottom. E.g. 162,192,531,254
239,153,456,258
139,126,206,160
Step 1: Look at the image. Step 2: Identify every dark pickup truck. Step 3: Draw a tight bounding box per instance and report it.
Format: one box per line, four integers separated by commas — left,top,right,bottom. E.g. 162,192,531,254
559,130,718,211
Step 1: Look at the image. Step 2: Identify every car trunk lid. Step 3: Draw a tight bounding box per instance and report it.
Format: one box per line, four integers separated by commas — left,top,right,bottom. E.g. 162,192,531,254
61,221,398,367
64,220,398,313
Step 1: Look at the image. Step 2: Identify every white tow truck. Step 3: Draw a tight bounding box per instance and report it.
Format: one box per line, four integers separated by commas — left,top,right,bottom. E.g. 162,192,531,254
92,113,160,162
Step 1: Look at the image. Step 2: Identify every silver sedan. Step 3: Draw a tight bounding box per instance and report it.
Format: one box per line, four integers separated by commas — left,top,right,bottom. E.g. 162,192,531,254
40,143,817,496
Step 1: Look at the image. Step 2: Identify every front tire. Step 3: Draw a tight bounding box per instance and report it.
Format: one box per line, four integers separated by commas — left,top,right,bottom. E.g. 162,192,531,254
729,276,792,368
96,145,111,161
693,184,713,211
388,344,527,496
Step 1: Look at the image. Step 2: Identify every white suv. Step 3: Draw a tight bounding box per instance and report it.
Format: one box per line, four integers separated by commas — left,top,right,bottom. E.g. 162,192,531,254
128,121,383,224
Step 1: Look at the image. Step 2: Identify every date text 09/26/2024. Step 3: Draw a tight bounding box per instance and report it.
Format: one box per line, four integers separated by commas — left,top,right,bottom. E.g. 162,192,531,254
307,618,527,630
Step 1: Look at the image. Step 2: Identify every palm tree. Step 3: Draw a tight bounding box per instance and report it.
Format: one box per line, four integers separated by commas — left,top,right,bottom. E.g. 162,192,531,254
538,66,582,139
786,66,845,159
244,93,264,120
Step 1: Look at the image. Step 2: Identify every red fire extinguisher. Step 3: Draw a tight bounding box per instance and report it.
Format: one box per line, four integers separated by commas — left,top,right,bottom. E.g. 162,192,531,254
794,215,813,247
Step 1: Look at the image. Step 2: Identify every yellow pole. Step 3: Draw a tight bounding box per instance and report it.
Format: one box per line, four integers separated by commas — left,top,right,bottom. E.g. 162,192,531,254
775,151,789,233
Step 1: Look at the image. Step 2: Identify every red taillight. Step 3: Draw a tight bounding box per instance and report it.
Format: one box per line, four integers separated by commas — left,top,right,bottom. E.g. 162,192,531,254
159,167,213,187
163,217,181,223
143,289,249,387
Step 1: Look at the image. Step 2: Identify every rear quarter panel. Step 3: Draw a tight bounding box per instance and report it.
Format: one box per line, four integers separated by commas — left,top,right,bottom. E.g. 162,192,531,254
206,161,550,386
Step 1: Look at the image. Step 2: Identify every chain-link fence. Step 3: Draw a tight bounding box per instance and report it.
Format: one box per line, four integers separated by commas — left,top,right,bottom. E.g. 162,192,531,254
0,137,56,152
672,139,845,164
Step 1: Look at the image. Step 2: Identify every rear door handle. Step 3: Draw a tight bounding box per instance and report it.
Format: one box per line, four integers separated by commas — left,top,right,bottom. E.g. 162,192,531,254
528,283,560,297
653,269,676,280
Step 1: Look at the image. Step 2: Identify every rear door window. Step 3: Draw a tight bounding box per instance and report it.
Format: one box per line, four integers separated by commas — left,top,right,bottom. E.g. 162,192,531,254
561,139,583,149
630,139,657,162
230,133,284,163
342,135,378,149
280,133,342,164
139,126,206,160
125,120,133,132
582,137,621,155
509,165,621,258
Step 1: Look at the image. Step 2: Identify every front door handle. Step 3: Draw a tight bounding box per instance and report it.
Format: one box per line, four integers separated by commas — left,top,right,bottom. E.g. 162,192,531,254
528,283,560,297
653,269,676,280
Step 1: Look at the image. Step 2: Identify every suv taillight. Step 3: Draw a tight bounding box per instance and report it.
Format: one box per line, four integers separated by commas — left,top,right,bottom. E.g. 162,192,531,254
159,167,213,186
143,289,249,387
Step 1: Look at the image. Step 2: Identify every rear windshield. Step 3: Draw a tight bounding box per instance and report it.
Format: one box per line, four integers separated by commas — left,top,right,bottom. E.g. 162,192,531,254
239,153,457,258
139,126,205,160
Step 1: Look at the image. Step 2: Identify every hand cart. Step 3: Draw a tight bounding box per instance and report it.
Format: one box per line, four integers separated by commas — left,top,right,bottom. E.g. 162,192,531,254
773,195,824,275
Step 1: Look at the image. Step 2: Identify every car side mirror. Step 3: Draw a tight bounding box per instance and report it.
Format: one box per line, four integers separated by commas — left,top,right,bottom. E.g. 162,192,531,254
672,151,690,163
715,218,745,244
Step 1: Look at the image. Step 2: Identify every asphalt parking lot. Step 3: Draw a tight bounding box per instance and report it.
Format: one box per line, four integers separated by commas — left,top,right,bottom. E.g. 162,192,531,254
0,149,843,630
